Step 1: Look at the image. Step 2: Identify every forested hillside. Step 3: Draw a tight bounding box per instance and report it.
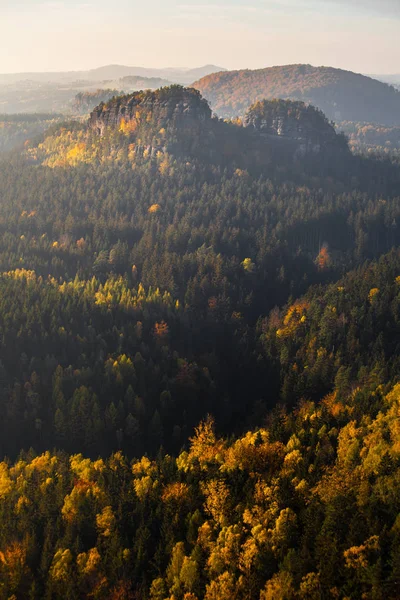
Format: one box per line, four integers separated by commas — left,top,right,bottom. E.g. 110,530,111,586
338,121,400,157
0,86,400,598
0,114,64,152
71,90,120,115
193,64,400,124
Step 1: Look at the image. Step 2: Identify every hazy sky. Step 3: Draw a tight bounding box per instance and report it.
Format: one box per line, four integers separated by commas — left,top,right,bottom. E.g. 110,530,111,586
0,0,399,74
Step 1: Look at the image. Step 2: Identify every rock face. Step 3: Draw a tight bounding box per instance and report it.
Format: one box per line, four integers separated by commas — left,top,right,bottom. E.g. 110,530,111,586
243,99,344,156
89,85,212,136
86,89,348,167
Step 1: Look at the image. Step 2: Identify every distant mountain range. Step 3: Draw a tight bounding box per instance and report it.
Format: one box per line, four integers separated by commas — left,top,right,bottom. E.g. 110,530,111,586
370,74,400,90
3,63,400,125
0,64,226,86
370,73,400,84
0,65,225,114
119,76,172,89
193,64,400,125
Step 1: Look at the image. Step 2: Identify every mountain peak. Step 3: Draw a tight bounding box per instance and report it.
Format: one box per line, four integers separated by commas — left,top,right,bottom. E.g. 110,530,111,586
244,98,348,156
89,86,212,136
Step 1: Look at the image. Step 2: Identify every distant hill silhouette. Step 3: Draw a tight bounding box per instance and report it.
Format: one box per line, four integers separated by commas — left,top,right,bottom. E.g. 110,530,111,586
193,64,400,125
119,75,172,89
370,73,400,86
0,64,226,86
0,65,226,114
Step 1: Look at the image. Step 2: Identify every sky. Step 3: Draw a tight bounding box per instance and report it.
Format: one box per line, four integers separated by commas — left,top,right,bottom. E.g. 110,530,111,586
0,0,399,75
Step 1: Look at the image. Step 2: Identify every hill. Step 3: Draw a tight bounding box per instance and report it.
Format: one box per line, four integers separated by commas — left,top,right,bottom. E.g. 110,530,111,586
71,89,120,115
89,86,211,133
0,64,225,86
0,113,64,152
193,64,400,125
76,64,226,84
31,87,348,170
338,121,400,158
119,75,172,89
244,98,348,156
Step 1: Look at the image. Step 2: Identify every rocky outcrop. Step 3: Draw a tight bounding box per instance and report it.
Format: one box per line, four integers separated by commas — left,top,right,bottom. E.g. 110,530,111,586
243,99,345,156
89,86,212,136
86,89,348,167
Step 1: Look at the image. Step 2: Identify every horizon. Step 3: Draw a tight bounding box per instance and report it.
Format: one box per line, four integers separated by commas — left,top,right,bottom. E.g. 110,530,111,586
0,61,398,79
0,62,225,77
1,0,399,75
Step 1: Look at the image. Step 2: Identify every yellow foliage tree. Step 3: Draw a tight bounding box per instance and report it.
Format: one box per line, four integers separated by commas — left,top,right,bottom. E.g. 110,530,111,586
186,416,225,470
204,571,237,600
96,506,116,537
77,547,101,576
49,549,73,582
368,287,380,303
119,118,137,135
201,479,231,527
260,571,295,600
242,258,255,273
344,535,379,570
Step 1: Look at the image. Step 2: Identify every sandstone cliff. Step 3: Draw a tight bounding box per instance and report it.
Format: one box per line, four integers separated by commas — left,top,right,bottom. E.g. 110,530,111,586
89,86,212,136
81,89,348,169
243,99,346,156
